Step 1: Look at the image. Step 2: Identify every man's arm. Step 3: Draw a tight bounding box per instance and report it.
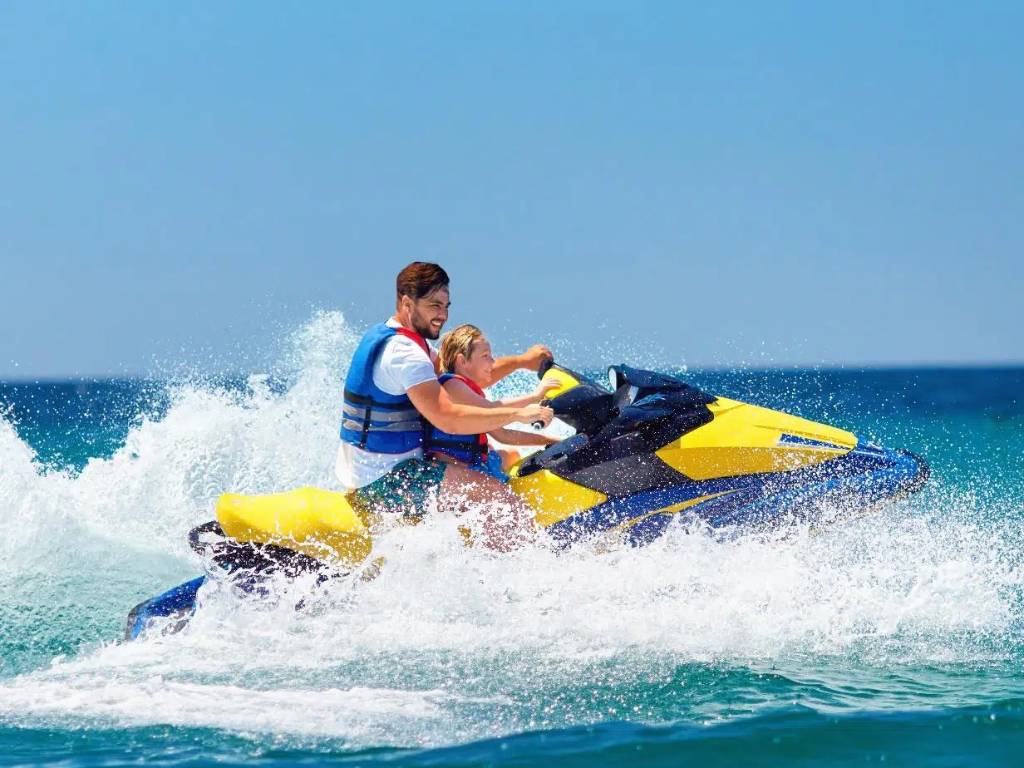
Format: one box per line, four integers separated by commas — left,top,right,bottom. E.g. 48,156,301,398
407,379,551,434
488,427,561,447
481,344,553,388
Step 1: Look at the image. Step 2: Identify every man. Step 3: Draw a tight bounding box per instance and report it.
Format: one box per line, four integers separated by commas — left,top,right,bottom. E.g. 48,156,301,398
337,262,554,551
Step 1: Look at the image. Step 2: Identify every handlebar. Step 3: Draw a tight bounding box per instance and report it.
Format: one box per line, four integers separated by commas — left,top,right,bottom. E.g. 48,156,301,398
532,398,552,430
528,357,557,428
537,356,555,379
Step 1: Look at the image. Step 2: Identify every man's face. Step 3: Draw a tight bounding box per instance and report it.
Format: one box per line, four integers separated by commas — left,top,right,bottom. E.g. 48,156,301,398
408,287,450,340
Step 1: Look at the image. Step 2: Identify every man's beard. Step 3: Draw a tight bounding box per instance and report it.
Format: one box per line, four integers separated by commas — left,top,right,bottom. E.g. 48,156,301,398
410,311,442,340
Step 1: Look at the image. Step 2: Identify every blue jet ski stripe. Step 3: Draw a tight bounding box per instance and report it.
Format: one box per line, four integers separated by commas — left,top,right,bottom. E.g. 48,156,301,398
545,439,927,547
776,433,850,450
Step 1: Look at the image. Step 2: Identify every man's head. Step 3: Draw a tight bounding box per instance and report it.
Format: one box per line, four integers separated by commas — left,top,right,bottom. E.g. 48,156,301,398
395,262,450,340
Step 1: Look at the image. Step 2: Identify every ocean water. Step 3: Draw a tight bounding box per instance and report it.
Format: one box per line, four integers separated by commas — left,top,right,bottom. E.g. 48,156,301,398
1,312,1022,766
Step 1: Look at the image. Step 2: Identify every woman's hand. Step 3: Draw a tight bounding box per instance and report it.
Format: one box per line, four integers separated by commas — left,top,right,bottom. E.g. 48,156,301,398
531,376,562,403
517,403,554,428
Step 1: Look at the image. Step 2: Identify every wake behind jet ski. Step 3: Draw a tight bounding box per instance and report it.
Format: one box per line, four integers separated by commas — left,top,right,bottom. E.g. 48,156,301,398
126,361,929,641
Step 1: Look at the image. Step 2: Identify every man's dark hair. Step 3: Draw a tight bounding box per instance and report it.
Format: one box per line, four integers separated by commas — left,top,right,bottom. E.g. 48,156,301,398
396,262,450,304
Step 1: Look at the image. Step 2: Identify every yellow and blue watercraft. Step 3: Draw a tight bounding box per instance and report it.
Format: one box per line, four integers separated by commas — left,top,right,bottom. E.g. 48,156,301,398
126,361,929,641
511,361,929,545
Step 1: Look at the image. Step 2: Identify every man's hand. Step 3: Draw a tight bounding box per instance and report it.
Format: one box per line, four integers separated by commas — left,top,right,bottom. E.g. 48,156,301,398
517,403,554,428
519,344,553,372
487,344,554,387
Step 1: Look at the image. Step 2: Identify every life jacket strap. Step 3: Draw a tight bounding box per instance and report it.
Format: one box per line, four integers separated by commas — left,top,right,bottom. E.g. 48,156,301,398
446,373,487,398
394,326,430,355
425,436,489,454
422,422,489,467
360,402,372,448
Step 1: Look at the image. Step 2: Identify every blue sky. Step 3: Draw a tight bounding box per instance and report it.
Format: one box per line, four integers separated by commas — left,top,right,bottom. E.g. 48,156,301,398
2,1,1022,378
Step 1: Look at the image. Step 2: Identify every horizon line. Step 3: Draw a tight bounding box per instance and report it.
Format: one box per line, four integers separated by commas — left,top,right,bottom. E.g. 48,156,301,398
2,359,1023,385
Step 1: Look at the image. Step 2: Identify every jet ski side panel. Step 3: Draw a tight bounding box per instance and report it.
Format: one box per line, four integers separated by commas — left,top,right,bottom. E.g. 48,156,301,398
510,469,608,528
655,398,858,480
543,440,929,546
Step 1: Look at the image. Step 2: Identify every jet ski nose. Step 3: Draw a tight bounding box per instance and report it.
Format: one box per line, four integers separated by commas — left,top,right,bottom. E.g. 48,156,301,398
793,438,930,524
848,439,931,499
707,438,932,534
903,450,931,494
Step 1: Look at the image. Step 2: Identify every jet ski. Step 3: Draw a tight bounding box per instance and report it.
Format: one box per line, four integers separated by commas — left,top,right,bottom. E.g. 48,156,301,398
126,361,929,641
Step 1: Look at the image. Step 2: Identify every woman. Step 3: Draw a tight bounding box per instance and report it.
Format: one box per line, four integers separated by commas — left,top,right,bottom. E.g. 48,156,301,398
426,324,561,478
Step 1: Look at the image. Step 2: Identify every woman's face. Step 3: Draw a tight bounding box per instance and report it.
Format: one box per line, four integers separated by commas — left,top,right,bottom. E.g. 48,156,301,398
458,337,493,385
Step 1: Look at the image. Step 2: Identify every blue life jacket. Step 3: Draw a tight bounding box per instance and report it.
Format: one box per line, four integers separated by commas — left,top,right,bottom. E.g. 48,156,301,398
422,373,490,466
340,323,427,454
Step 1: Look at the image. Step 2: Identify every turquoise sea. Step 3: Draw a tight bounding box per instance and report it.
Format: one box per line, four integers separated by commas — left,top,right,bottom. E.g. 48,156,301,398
1,317,1022,766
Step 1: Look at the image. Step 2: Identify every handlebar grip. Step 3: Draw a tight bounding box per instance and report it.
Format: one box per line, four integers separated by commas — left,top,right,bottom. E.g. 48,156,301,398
531,398,552,429
537,356,555,379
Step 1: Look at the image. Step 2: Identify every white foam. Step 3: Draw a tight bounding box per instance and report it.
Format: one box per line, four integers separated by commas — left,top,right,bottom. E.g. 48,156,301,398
0,673,449,741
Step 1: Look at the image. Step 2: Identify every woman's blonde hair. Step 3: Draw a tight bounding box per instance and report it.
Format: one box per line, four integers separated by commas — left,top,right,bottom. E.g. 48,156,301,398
438,324,485,373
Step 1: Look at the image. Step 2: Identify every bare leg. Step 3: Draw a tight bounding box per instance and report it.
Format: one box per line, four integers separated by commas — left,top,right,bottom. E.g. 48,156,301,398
438,463,536,552
497,448,521,472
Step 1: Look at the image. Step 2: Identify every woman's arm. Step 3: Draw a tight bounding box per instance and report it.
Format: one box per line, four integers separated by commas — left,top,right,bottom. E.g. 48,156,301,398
495,393,539,408
407,380,551,434
494,377,561,408
488,427,562,447
442,378,497,407
438,378,560,438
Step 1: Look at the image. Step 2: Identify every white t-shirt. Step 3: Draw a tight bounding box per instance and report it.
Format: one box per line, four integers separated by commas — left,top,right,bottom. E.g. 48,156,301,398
335,319,438,489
